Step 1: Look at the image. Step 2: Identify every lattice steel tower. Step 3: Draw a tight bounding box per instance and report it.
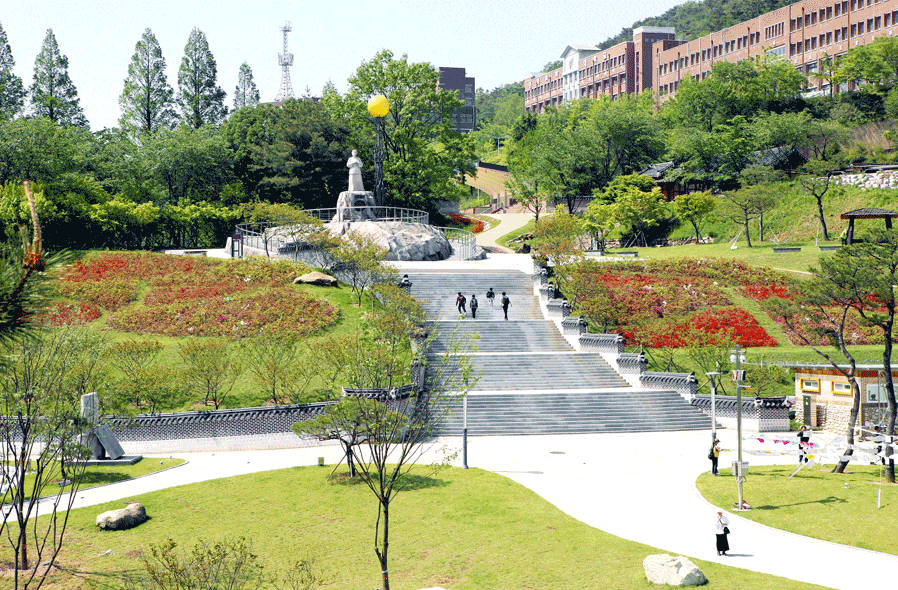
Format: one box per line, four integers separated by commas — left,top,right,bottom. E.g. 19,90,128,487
275,21,294,102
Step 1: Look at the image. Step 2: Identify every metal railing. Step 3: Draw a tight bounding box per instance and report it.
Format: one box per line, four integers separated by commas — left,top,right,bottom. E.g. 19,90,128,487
235,214,480,262
302,207,429,224
434,226,477,261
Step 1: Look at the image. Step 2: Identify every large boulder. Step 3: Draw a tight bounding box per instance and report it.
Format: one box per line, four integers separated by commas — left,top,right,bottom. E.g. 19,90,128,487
96,502,148,531
293,271,338,287
329,221,451,261
643,554,707,586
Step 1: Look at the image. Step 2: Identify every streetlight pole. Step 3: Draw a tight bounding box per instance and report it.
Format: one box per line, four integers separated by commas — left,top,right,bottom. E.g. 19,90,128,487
730,346,747,510
367,95,390,207
462,395,468,469
706,370,721,446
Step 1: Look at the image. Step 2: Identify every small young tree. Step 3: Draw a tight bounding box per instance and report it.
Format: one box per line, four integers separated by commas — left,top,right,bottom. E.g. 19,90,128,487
331,231,390,306
798,159,842,242
718,184,775,248
233,62,260,111
294,287,477,590
108,339,175,412
178,338,244,409
673,191,716,244
531,209,585,288
242,333,315,405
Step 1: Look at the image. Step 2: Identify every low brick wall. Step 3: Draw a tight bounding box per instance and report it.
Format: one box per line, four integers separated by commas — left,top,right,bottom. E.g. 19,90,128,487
692,395,791,433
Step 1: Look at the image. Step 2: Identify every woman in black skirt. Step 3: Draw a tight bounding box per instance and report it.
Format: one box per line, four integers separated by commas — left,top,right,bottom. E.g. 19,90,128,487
716,511,730,556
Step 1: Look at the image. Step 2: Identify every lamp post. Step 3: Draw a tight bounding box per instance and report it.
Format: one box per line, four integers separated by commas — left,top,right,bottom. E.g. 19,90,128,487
367,95,390,207
730,346,747,510
705,370,721,446
462,395,468,469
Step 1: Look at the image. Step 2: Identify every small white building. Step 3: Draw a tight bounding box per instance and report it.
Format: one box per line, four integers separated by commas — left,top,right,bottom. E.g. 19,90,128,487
791,363,892,435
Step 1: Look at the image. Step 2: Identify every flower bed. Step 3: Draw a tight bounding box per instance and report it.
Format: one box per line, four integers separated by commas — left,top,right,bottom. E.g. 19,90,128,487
52,251,339,337
622,307,778,348
448,213,486,234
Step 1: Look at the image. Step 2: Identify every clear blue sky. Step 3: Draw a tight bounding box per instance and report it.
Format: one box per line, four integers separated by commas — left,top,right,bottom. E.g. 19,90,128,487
3,0,683,130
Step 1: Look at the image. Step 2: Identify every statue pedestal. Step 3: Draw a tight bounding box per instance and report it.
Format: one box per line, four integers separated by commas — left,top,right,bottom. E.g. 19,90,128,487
335,191,377,222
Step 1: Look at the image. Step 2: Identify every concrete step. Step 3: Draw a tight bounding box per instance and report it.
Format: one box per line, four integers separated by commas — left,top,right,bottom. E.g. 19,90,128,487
429,353,630,391
431,390,712,436
426,321,573,353
408,272,542,321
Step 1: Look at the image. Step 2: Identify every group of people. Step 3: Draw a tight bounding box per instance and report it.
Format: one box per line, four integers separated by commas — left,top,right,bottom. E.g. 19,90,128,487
456,289,511,320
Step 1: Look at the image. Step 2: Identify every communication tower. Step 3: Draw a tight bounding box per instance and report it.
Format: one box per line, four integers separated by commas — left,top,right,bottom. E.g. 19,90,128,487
275,21,294,102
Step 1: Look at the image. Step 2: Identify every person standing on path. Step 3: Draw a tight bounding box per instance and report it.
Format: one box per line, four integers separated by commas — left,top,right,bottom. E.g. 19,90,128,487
715,511,730,556
470,294,478,319
710,439,721,476
501,292,511,320
486,288,495,307
456,292,467,316
798,425,810,464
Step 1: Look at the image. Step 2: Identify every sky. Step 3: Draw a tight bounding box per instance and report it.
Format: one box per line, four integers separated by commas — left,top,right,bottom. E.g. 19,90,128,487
2,0,684,131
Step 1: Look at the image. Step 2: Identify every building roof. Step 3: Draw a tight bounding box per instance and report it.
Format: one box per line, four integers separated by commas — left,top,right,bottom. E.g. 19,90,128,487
640,161,677,179
560,44,598,58
840,208,898,220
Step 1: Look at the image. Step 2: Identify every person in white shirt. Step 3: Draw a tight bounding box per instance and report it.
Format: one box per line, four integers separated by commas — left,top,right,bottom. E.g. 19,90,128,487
716,511,730,556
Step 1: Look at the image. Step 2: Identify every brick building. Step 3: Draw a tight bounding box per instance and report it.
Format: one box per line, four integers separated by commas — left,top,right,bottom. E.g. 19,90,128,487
655,0,898,99
438,66,476,132
525,0,898,109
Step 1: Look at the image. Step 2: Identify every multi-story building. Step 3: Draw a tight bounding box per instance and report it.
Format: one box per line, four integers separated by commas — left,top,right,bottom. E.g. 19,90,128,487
526,0,898,108
525,27,676,112
438,67,476,132
655,0,898,98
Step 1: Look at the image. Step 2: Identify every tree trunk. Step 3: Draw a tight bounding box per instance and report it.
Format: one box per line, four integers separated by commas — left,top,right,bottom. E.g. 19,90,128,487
816,195,830,241
691,220,701,245
759,212,764,242
833,379,860,473
744,217,753,248
884,308,895,483
379,503,390,590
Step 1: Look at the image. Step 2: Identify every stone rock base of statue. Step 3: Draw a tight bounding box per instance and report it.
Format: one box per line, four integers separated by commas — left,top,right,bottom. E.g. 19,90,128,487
329,220,451,261
335,191,377,222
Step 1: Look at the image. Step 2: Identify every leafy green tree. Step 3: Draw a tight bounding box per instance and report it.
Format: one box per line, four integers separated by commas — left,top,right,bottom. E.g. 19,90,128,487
223,100,351,207
322,49,474,212
718,183,775,247
798,159,843,241
178,338,244,409
29,29,87,127
241,333,317,405
233,62,260,111
837,36,898,90
531,209,585,286
542,60,562,72
605,181,668,242
332,231,391,306
144,124,234,205
177,28,227,128
119,28,177,134
0,22,26,120
673,190,716,244
814,228,898,481
108,339,177,412
0,117,86,185
667,116,756,186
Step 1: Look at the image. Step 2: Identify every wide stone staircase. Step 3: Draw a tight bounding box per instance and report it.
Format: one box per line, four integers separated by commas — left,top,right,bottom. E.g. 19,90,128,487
407,270,712,436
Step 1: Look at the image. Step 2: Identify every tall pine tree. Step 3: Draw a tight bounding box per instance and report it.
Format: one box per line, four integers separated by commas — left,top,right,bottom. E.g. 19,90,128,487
177,28,226,128
0,21,26,120
120,28,176,134
233,62,260,111
30,29,87,127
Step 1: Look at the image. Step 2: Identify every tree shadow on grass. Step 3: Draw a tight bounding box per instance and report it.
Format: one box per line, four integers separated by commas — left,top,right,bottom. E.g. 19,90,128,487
326,472,449,491
754,495,847,510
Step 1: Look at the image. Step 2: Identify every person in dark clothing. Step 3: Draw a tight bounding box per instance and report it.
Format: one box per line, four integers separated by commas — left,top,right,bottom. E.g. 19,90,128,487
798,425,810,464
470,294,478,319
456,292,466,315
500,292,511,320
710,439,721,476
486,288,495,306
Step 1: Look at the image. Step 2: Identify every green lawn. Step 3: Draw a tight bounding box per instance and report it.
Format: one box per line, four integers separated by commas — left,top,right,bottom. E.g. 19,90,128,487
697,464,898,553
47,466,830,590
496,219,535,249
7,458,184,502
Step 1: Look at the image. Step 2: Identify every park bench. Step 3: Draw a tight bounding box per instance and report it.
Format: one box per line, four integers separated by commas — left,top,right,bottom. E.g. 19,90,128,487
617,251,639,257
772,247,801,253
819,245,841,251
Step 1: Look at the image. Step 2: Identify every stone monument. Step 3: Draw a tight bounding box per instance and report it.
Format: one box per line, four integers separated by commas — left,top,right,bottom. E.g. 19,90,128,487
80,392,128,461
329,151,453,261
335,150,378,222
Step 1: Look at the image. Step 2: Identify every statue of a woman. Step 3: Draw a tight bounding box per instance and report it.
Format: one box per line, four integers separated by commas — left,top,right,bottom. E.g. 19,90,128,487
347,150,365,192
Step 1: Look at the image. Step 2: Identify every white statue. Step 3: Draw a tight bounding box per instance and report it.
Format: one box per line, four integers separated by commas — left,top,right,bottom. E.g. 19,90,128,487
347,150,365,192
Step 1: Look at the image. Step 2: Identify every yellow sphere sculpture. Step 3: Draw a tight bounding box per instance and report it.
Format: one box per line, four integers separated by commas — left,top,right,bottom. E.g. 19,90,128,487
367,95,390,117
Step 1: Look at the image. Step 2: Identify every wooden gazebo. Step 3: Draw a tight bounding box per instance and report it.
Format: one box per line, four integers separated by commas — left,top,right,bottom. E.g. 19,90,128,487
840,208,898,244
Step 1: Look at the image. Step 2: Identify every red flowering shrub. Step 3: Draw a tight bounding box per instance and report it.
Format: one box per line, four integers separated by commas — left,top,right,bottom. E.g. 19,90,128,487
739,282,793,301
55,251,339,337
448,214,486,234
40,302,102,326
622,307,778,348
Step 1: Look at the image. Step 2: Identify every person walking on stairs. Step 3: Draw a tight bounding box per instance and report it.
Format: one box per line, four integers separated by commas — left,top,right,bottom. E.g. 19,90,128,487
501,292,511,320
470,294,478,319
486,288,495,307
456,292,467,316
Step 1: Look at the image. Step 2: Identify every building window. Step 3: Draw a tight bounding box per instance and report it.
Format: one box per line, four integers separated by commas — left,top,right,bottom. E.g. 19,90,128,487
802,378,820,392
832,381,852,395
835,3,841,16
768,45,786,58
827,31,833,44
859,21,865,34
827,6,833,19
835,28,841,42
791,18,797,31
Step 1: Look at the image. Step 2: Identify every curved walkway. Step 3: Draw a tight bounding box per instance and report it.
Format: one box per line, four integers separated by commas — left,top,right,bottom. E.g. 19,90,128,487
66,429,895,590
473,211,535,253
63,249,898,589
